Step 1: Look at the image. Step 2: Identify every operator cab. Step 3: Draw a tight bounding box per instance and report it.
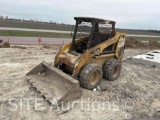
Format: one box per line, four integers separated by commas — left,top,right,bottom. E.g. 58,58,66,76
70,17,116,53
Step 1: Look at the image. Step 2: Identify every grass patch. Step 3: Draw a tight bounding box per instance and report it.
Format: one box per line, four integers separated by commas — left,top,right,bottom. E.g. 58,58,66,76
0,19,72,31
0,30,159,41
0,30,71,38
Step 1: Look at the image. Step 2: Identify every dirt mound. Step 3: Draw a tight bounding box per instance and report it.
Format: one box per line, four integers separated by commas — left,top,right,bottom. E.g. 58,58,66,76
125,37,146,48
0,42,10,48
148,40,160,48
11,46,26,49
42,45,63,50
125,37,160,49
43,45,50,49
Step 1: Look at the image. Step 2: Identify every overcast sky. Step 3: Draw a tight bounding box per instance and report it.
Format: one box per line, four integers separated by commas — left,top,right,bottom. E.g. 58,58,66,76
1,0,160,30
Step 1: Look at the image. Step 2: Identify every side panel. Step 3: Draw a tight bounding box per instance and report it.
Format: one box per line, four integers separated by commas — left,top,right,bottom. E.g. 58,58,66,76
90,55,116,67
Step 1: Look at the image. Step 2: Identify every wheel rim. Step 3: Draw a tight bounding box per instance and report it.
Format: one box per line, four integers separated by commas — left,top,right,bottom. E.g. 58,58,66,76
113,65,119,78
90,71,100,86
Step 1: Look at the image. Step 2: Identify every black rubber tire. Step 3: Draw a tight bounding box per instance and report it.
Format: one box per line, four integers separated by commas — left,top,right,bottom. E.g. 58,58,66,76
103,59,121,81
79,64,102,90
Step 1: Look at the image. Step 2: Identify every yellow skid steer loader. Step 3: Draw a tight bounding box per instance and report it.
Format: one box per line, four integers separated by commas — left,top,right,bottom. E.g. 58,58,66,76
26,17,126,105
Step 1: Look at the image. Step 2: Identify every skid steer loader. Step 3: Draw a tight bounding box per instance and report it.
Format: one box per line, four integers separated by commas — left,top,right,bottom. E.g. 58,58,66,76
26,17,126,105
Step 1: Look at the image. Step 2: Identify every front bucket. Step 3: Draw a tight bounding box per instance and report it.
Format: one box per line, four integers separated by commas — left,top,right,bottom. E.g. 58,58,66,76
26,62,82,105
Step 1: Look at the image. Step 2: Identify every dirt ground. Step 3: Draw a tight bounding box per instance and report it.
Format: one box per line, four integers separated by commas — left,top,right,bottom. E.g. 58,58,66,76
0,45,160,120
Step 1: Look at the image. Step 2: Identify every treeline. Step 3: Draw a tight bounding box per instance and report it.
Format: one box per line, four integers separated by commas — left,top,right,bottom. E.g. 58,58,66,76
117,28,160,34
0,15,71,26
148,30,160,33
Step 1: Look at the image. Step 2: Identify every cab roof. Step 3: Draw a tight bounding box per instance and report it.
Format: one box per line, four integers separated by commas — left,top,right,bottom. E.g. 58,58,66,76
74,17,115,24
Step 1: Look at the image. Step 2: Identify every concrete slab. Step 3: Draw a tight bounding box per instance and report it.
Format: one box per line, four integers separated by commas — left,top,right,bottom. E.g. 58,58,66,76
131,50,160,68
